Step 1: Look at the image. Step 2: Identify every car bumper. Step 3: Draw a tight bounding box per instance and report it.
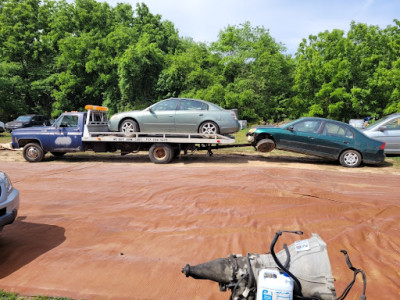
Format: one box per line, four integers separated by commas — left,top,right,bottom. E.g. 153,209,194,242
363,150,386,165
0,187,19,230
218,120,240,134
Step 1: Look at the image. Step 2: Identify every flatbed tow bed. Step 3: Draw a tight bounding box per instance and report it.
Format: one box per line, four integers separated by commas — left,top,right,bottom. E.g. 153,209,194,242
11,105,243,164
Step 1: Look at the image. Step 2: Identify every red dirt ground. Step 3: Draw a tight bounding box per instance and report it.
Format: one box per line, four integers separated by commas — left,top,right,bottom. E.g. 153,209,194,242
0,151,399,299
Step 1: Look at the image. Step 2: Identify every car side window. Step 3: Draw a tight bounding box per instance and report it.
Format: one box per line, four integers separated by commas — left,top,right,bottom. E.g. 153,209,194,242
293,120,321,133
179,100,208,111
384,118,400,130
322,122,354,139
151,99,179,111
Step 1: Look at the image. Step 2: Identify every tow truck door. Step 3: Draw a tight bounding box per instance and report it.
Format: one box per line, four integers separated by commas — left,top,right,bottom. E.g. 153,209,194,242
46,114,83,151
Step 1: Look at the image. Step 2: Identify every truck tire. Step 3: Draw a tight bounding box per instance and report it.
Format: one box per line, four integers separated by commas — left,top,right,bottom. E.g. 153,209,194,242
339,149,362,167
199,121,219,135
149,143,174,164
256,138,275,153
23,143,44,162
120,119,139,137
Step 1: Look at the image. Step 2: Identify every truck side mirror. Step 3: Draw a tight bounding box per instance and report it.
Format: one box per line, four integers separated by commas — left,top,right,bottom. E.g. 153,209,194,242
379,126,387,132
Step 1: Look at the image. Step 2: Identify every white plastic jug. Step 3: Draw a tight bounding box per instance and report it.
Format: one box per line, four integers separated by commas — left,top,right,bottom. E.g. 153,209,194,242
256,269,294,300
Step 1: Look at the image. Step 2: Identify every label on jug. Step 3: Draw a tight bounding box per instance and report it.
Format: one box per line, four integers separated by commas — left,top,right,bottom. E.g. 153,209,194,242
260,289,292,300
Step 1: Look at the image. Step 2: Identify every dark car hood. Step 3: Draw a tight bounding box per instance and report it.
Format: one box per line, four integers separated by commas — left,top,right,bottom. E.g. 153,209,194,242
12,125,50,134
6,121,28,127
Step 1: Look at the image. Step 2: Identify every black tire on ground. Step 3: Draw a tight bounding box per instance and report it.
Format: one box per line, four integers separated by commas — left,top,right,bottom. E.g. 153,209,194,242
149,143,174,164
23,143,44,162
199,121,219,135
339,149,362,167
51,152,66,157
119,119,139,137
256,138,275,153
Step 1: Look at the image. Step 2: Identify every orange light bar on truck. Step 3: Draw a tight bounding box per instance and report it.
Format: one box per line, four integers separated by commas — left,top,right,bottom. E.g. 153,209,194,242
85,105,108,111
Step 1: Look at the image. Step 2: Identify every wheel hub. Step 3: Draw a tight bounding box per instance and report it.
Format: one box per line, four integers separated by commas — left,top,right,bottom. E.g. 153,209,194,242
344,153,358,166
27,147,39,159
154,147,166,160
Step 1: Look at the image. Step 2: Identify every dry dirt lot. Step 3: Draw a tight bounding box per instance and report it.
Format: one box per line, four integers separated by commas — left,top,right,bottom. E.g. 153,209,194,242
0,149,399,299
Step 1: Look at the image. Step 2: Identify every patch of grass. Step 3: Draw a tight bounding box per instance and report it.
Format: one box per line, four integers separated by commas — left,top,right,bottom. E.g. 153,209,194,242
0,290,71,300
0,132,11,144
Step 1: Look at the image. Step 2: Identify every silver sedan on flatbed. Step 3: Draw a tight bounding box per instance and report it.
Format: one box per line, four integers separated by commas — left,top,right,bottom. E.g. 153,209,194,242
108,98,240,136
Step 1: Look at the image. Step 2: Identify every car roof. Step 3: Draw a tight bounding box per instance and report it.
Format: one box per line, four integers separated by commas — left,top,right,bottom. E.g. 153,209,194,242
298,117,351,126
166,97,212,104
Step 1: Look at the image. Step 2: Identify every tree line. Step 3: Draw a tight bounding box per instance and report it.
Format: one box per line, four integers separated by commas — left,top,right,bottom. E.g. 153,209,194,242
1,0,399,124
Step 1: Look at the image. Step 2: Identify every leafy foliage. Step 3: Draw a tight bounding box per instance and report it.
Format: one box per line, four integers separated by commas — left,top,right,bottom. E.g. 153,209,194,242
0,0,399,123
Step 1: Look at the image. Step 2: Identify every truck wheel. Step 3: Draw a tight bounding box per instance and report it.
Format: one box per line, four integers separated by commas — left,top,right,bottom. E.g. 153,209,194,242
120,119,139,137
256,139,275,153
199,121,219,135
23,143,44,162
51,152,66,157
339,149,362,167
149,143,174,164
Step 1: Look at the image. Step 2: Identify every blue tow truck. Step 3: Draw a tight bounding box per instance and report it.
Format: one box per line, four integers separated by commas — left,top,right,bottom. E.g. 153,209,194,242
11,105,235,164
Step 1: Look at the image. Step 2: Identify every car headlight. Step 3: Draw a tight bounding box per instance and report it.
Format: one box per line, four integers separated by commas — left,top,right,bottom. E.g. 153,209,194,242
110,115,117,121
248,128,256,134
0,172,13,193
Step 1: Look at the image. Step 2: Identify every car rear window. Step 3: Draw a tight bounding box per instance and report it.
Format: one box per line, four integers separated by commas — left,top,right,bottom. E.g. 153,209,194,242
322,122,354,139
179,100,208,111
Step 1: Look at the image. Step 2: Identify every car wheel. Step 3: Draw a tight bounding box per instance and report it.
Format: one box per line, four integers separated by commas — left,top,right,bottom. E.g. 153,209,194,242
51,152,66,157
149,143,174,164
23,143,44,162
339,149,362,167
120,119,139,137
256,139,275,153
199,121,219,135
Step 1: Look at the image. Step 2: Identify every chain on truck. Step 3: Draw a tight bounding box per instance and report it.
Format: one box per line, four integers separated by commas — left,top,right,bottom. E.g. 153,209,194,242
11,105,242,164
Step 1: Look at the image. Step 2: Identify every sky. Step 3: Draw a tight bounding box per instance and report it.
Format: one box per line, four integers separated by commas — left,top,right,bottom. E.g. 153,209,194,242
103,0,400,54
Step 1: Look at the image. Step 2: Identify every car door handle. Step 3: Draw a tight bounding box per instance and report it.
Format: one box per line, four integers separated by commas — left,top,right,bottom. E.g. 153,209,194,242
199,114,204,116
308,136,315,139
343,141,350,144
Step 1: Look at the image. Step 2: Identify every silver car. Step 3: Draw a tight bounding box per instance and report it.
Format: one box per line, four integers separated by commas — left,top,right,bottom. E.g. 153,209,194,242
363,112,400,154
0,172,19,231
108,98,240,136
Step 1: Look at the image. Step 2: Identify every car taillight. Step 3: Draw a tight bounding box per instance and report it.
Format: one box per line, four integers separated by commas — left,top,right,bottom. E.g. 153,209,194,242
231,112,237,120
380,142,386,150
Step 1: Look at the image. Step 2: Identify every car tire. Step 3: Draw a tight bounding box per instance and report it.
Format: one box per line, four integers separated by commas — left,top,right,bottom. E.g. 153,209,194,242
256,139,275,153
51,152,66,157
120,119,139,137
23,143,44,162
339,149,362,167
199,121,219,135
149,143,174,164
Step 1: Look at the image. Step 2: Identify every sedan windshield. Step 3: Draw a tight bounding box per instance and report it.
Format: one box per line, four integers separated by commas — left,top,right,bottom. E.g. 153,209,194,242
16,116,32,122
366,116,391,130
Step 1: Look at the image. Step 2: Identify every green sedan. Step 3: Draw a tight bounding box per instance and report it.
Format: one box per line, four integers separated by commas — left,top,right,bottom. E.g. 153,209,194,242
108,98,240,136
247,117,386,167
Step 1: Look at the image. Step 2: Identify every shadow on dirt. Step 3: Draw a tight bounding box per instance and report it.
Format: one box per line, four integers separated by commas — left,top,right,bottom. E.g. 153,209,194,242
0,216,66,279
44,151,394,169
